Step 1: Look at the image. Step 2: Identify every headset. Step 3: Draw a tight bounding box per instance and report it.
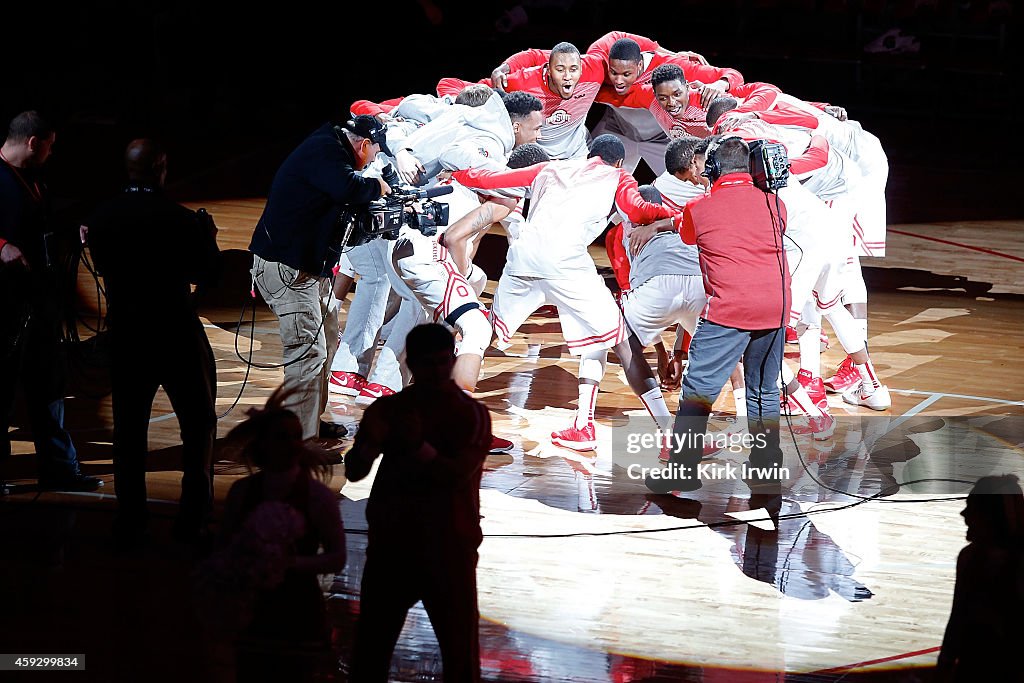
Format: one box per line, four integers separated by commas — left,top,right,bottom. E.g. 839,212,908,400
701,135,750,183
702,136,791,193
701,136,725,182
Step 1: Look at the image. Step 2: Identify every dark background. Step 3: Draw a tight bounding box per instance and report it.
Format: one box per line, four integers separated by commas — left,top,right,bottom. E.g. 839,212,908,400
5,0,1021,228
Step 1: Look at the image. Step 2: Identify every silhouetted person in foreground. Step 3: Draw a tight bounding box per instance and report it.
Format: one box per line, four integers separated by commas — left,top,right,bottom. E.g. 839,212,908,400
217,386,346,683
86,139,219,545
937,474,1024,682
1,111,101,492
346,323,492,682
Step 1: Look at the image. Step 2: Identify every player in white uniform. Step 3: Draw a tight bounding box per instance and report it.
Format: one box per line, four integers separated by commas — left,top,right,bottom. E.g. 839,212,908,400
623,139,706,372
707,108,893,416
452,135,680,450
719,85,888,392
331,90,467,398
351,86,512,404
620,137,748,424
328,238,392,396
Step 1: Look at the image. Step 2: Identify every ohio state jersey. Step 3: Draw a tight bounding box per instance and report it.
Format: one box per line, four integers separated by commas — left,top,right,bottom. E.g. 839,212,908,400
504,55,607,160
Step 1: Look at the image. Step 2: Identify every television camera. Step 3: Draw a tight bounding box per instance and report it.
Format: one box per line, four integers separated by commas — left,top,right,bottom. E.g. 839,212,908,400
337,164,453,249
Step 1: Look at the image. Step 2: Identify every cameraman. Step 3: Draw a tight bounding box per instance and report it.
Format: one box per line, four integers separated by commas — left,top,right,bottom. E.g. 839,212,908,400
249,115,391,440
636,137,790,494
86,139,220,544
1,111,101,492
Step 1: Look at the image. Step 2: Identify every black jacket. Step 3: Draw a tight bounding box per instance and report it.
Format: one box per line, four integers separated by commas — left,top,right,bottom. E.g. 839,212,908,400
88,186,220,332
249,124,382,276
0,161,50,272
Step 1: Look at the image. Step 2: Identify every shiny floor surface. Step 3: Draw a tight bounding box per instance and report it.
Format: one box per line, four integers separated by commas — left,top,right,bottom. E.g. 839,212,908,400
2,208,1022,682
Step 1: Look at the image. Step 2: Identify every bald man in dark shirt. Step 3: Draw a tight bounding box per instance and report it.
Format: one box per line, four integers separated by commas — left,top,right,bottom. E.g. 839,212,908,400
86,139,220,545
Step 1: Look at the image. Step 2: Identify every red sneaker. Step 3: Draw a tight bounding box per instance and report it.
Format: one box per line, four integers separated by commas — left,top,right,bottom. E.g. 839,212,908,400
785,326,798,344
354,382,397,406
551,422,597,451
781,392,808,417
792,413,836,441
797,369,829,413
824,356,860,394
329,371,367,397
489,436,514,454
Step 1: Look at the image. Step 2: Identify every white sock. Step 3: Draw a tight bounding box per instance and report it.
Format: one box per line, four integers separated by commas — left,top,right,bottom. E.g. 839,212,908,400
856,360,881,394
798,327,822,378
640,387,671,420
786,385,822,417
732,387,747,417
576,382,598,429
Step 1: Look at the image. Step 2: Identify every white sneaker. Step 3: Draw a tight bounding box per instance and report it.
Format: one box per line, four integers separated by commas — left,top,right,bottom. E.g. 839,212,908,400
842,383,891,411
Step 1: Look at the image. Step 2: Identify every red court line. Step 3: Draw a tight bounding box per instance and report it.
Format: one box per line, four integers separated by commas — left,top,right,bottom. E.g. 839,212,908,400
810,646,941,674
889,228,1024,264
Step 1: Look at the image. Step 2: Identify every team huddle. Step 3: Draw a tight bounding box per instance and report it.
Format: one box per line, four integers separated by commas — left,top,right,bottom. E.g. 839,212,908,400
326,30,891,452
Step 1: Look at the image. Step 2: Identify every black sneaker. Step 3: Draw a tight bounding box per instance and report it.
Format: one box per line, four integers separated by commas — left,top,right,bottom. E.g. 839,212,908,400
38,473,103,492
319,421,353,440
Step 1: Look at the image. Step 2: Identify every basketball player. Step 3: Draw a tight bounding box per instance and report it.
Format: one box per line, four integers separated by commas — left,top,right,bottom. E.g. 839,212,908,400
451,135,679,450
491,33,742,172
707,107,892,414
715,82,888,393
497,42,608,160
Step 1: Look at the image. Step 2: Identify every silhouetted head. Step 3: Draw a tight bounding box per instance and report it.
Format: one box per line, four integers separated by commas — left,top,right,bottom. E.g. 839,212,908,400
962,475,1024,545
225,385,333,480
405,324,456,387
4,111,56,167
124,139,167,186
588,133,626,167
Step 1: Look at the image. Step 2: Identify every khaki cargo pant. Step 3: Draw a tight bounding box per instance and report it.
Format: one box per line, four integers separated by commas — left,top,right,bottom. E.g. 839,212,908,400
251,255,339,439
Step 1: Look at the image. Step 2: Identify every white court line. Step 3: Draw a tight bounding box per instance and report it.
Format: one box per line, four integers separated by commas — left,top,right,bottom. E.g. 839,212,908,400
889,388,1024,407
5,489,179,506
204,323,279,335
887,393,945,431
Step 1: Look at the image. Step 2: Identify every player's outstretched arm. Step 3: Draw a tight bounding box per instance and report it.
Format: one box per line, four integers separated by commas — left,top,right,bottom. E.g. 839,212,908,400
442,199,516,275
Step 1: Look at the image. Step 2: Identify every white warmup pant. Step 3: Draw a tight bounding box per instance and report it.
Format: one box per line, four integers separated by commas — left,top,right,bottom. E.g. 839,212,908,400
331,240,392,377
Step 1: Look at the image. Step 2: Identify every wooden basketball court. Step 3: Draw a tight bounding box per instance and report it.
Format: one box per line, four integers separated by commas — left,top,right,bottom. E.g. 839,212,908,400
4,198,1022,681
